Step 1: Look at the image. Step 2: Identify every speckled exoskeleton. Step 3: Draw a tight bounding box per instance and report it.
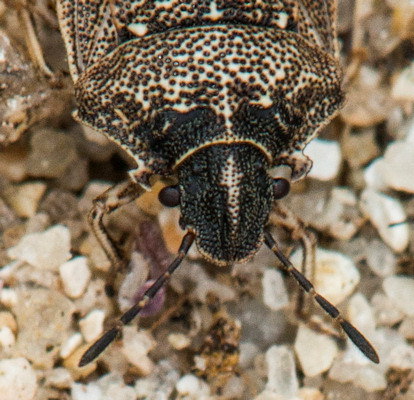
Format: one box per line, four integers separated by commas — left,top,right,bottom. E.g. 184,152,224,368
57,0,379,366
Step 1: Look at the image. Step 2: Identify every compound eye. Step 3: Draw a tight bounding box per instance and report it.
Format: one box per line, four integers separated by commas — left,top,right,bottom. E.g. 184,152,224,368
273,178,290,200
158,185,180,207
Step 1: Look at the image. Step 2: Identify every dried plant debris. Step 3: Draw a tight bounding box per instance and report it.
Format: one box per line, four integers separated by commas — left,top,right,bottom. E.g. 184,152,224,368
0,0,414,399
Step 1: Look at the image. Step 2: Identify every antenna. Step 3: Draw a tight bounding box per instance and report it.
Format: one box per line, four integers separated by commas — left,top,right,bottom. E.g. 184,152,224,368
264,229,379,364
79,231,195,367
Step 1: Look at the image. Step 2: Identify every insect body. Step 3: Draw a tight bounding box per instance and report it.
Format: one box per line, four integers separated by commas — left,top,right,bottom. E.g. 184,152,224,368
57,0,379,366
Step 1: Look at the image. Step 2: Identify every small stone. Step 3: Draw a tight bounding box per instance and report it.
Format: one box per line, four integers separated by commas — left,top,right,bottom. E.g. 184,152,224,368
217,376,245,399
399,317,414,340
239,342,260,369
304,139,342,181
342,128,380,169
383,276,414,316
45,367,73,389
381,140,414,193
63,344,97,379
388,341,414,369
175,374,210,398
365,239,396,277
13,287,75,369
60,333,83,359
0,144,28,181
360,189,409,253
340,68,392,127
71,382,102,400
0,326,15,350
262,269,289,311
134,360,180,400
290,247,360,305
363,158,389,191
254,392,282,400
265,345,299,398
0,311,17,332
5,181,46,218
0,288,18,308
329,361,387,392
0,358,37,400
117,252,149,313
79,310,105,343
60,256,91,298
371,292,405,326
7,225,72,271
323,187,362,240
79,234,111,272
168,332,191,350
93,372,136,400
121,327,156,375
26,129,78,179
297,387,324,400
171,262,236,304
347,293,377,334
391,61,414,102
294,324,338,377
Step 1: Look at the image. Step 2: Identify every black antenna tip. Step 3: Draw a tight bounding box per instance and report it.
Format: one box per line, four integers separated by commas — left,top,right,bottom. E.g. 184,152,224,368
78,327,120,367
340,320,380,364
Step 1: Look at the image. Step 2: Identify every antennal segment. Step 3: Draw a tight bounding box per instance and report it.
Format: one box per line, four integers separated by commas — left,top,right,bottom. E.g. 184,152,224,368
264,230,379,364
79,231,196,367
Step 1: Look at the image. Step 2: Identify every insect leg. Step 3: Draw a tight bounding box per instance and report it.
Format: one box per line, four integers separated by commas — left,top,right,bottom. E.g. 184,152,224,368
78,231,195,367
89,180,145,271
264,229,379,364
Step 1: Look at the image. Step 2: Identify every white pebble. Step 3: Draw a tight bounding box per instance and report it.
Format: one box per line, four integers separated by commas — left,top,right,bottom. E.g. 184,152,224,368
0,326,15,350
175,374,210,398
294,324,338,377
383,276,414,316
290,248,360,305
121,328,156,375
265,345,299,398
0,288,18,307
46,368,73,389
72,382,102,400
388,342,414,369
365,239,396,277
7,182,47,218
0,358,37,400
7,225,72,270
254,391,284,400
96,373,136,400
329,361,386,392
347,293,377,334
371,292,404,326
391,61,414,102
174,263,236,303
79,309,105,343
60,333,83,359
363,158,389,191
239,342,260,369
304,138,342,181
381,141,414,192
262,269,289,311
360,189,409,253
399,317,414,340
167,332,191,350
59,257,91,298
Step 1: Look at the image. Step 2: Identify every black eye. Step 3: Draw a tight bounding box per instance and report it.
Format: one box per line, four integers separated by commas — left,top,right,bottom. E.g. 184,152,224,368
158,185,180,207
273,178,290,200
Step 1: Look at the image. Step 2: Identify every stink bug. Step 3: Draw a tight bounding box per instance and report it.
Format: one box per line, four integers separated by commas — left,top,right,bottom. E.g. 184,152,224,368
57,0,379,366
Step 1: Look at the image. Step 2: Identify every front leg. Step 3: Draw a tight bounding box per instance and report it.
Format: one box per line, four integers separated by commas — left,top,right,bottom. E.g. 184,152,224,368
89,180,145,271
